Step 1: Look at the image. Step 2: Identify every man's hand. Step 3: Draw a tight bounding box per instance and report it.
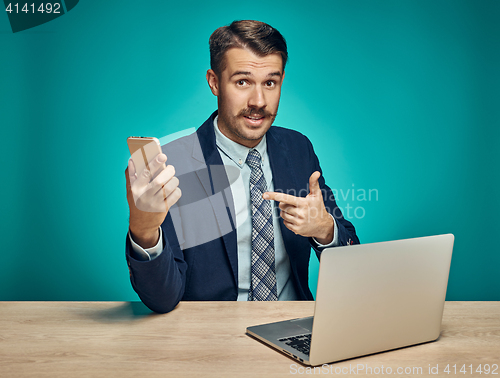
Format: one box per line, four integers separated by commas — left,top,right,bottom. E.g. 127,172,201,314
263,171,334,244
126,153,182,249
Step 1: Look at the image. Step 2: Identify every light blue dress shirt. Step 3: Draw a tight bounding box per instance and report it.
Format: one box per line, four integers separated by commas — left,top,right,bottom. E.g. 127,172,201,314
213,116,297,300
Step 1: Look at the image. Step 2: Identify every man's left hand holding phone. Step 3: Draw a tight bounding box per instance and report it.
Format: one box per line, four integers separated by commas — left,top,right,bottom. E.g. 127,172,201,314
126,137,182,250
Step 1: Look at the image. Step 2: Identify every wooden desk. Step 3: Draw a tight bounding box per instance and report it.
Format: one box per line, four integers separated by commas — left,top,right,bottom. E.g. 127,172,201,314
0,301,499,377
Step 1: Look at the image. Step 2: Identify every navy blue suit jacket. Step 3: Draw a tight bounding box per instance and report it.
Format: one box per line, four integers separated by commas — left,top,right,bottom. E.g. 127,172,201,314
126,111,359,313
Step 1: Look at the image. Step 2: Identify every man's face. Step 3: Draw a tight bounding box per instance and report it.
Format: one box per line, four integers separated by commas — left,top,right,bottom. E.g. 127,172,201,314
207,47,284,148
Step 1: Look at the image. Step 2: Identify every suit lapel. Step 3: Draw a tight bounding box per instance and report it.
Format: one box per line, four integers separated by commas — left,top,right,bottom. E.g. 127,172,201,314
267,128,299,254
193,112,238,286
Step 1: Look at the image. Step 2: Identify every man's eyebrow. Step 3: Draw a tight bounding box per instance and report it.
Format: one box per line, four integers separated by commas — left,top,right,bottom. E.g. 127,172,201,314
230,71,252,78
229,71,283,79
267,71,283,78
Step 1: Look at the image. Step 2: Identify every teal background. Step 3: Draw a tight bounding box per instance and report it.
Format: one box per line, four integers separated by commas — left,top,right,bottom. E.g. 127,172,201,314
1,0,498,301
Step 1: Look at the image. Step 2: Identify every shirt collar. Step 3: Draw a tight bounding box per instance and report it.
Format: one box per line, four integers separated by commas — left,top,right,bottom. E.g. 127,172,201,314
214,115,267,168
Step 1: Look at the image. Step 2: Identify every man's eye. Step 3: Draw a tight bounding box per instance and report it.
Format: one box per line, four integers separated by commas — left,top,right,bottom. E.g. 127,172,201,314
265,81,276,87
236,80,247,86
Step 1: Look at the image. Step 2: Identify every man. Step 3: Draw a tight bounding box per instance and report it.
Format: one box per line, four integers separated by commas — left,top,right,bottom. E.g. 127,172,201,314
125,20,359,313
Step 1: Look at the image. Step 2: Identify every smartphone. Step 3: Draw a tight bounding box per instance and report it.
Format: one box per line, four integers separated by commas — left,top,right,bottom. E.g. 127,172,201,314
127,136,163,175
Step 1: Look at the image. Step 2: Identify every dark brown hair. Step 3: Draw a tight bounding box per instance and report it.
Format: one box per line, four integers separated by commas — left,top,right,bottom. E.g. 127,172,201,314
209,20,288,76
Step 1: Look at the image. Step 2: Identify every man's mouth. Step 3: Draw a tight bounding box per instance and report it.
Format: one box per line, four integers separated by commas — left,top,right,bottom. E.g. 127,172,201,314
244,115,265,121
243,115,266,126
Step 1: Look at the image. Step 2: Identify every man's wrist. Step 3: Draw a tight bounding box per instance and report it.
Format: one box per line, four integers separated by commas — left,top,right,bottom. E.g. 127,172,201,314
314,212,334,245
129,227,160,249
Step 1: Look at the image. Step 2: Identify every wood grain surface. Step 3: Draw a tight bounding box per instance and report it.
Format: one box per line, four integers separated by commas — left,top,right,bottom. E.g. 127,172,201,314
0,301,499,377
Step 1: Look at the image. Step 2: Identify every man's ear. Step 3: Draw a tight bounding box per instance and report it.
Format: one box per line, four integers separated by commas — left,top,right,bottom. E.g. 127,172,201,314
206,69,219,96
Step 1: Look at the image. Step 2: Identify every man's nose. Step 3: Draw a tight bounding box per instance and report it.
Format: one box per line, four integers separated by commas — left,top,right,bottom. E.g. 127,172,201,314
248,85,266,109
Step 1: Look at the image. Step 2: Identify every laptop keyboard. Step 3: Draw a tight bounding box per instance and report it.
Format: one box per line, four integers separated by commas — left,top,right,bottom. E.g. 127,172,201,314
279,333,312,355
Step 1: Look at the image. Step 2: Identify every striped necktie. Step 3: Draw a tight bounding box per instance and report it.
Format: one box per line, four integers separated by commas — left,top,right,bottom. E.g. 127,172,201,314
246,149,278,301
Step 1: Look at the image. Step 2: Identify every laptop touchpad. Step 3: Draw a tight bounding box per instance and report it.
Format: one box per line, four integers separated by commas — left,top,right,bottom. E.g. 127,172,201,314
270,316,313,339
290,316,313,333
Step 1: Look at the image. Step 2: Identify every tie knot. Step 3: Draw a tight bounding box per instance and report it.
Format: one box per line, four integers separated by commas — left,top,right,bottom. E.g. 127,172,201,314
246,149,262,171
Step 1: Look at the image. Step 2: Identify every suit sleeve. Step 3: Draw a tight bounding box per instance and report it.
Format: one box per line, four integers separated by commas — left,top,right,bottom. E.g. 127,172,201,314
125,213,188,314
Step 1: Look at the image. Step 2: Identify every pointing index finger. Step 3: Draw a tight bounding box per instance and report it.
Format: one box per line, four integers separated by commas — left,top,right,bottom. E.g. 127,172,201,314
263,192,300,206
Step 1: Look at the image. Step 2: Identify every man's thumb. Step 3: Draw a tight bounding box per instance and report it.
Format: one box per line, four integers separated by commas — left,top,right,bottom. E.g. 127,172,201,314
309,171,321,195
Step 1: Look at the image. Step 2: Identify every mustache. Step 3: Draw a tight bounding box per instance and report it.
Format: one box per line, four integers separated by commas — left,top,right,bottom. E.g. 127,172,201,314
238,108,277,118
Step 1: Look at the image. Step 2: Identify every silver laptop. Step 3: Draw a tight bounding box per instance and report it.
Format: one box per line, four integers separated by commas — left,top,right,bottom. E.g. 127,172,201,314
246,234,454,366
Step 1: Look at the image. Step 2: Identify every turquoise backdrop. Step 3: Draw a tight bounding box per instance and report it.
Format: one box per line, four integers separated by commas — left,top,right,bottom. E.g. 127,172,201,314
1,0,499,301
